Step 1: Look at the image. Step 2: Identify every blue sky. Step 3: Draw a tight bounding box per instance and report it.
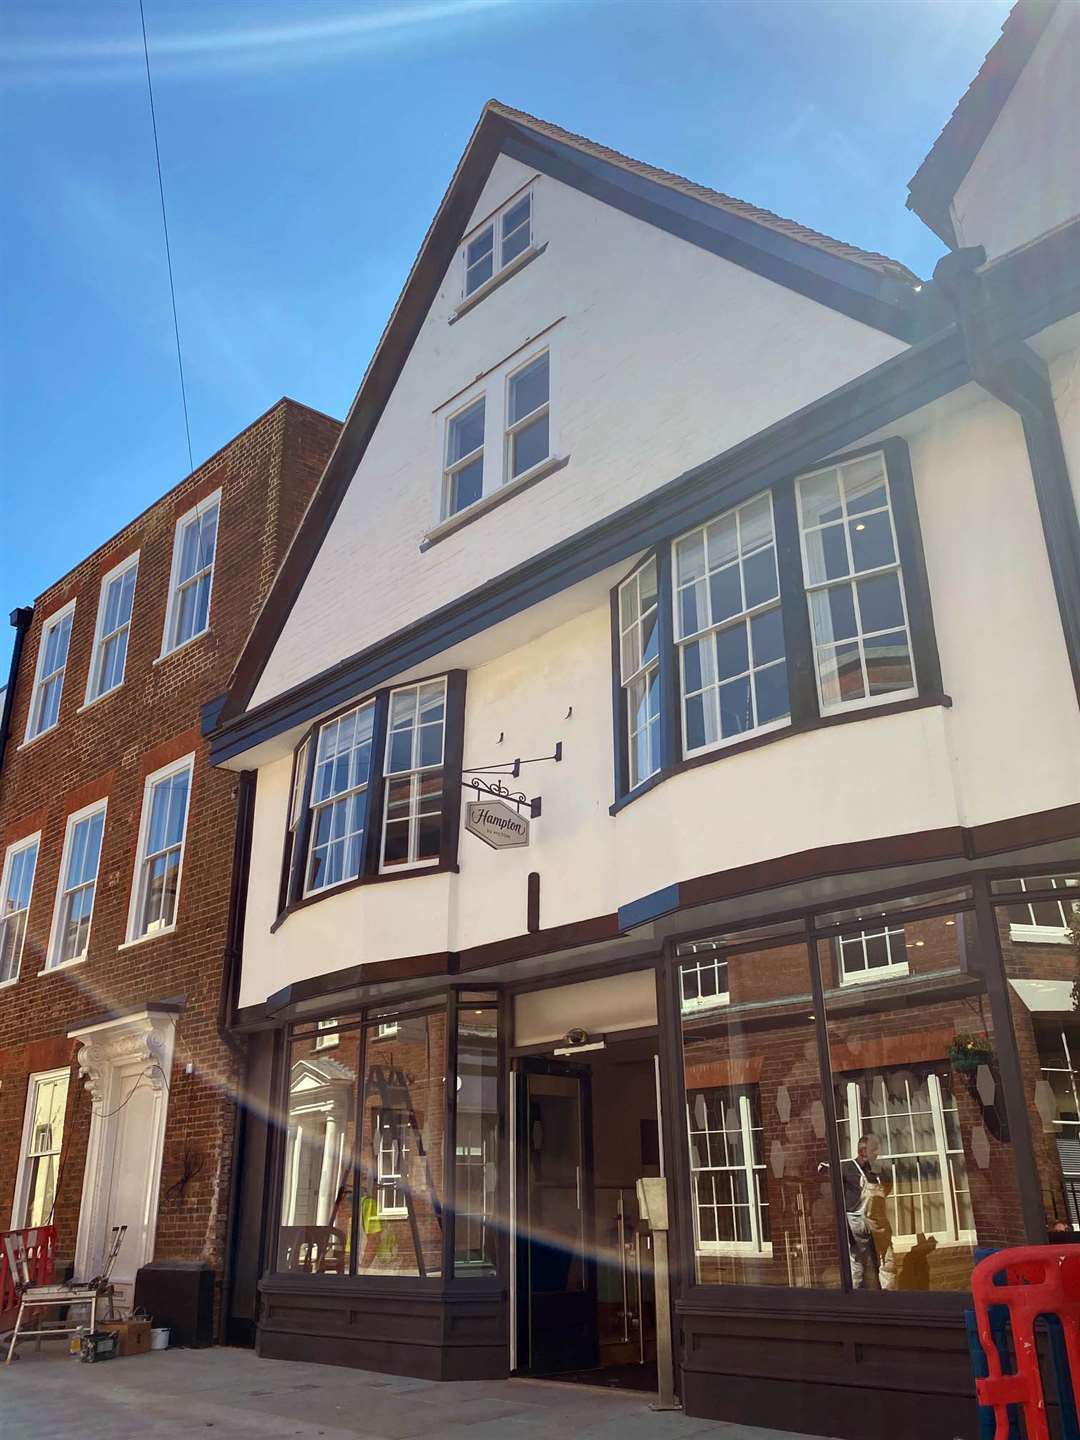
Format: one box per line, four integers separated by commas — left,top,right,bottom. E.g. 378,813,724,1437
1,0,1011,674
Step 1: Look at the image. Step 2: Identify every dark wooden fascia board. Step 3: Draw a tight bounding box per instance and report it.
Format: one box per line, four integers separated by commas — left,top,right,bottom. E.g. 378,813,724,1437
210,326,969,764
499,125,924,342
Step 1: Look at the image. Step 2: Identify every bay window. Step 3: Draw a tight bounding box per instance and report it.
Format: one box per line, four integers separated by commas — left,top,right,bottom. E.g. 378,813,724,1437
278,673,464,916
610,438,941,807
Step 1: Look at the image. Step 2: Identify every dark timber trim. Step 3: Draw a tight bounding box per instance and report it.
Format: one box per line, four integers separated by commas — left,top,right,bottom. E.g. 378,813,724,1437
0,606,33,773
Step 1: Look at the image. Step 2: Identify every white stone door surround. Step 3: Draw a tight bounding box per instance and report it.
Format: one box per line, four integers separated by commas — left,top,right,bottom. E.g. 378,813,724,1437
70,1008,176,1293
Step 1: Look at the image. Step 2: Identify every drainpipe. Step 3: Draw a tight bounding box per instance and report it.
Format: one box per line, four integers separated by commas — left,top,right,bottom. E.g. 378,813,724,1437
934,246,1080,709
0,607,33,774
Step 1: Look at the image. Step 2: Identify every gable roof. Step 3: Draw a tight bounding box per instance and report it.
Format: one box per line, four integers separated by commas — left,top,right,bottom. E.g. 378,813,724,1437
907,0,1062,246
214,101,931,729
487,102,919,286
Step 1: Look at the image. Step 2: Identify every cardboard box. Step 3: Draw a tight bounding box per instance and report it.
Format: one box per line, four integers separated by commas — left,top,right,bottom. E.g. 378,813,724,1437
103,1320,151,1357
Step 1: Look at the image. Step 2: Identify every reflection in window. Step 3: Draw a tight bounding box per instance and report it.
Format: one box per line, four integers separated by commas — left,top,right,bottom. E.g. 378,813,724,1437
455,1006,498,1275
687,1085,769,1256
680,948,729,1012
618,559,660,788
357,1009,446,1277
16,1069,69,1228
837,926,909,986
381,680,446,870
1005,875,1080,938
1037,1030,1080,1226
277,1026,359,1273
306,702,375,894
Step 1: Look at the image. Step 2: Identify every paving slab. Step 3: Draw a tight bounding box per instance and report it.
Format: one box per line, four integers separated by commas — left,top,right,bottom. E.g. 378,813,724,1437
0,1345,839,1440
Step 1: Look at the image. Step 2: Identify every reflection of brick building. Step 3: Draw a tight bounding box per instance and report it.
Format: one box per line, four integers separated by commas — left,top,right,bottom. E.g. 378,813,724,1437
0,399,339,1320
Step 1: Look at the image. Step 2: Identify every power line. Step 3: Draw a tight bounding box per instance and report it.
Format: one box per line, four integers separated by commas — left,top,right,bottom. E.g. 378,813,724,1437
138,0,193,475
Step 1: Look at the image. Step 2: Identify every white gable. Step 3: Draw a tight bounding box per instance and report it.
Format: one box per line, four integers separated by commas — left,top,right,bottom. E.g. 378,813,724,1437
250,152,905,709
951,1,1080,261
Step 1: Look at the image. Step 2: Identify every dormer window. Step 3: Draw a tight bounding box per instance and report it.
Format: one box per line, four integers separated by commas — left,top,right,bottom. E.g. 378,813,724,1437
462,189,534,301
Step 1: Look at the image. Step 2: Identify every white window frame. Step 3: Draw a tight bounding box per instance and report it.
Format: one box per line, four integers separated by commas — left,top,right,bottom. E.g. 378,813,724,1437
0,832,41,987
618,559,661,789
45,798,108,971
837,925,910,986
23,600,76,743
11,1067,70,1229
379,678,447,874
124,754,195,945
796,453,916,716
434,335,560,525
376,1110,409,1218
160,490,220,658
314,1018,340,1051
840,1069,975,1250
460,184,535,301
673,492,789,760
83,551,139,707
679,950,731,1014
503,349,551,486
304,701,376,898
1007,875,1080,945
687,1086,770,1258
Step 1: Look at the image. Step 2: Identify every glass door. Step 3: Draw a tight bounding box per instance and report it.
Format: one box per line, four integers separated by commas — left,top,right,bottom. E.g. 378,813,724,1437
516,1060,598,1373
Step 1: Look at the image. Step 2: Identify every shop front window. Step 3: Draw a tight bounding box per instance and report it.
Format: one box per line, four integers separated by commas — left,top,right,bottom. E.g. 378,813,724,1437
277,1023,361,1274
357,1007,447,1277
677,926,842,1288
454,1001,499,1276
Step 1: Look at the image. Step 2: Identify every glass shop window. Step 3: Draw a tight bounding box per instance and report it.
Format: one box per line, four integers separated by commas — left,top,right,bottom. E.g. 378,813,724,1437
277,1023,361,1274
821,893,1027,1292
677,926,842,1288
454,1002,499,1277
356,1007,448,1278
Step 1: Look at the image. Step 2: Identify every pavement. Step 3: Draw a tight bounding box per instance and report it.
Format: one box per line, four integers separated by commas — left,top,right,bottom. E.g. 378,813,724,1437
0,1344,838,1440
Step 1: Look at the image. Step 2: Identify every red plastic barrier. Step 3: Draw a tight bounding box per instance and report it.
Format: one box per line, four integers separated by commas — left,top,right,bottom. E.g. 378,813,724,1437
971,1245,1080,1440
0,1226,56,1313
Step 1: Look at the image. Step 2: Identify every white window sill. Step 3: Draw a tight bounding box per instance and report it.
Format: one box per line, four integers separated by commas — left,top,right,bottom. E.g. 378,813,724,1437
1010,924,1071,945
682,715,790,764
0,976,19,990
37,957,87,976
378,858,441,877
377,1208,409,1220
118,925,177,952
420,454,570,551
449,242,546,324
840,963,910,987
696,1242,773,1259
681,995,731,1015
155,627,210,666
78,683,124,715
818,685,919,720
17,721,60,753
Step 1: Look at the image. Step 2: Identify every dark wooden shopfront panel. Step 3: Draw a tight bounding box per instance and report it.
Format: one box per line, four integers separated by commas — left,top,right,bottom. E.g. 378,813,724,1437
679,1300,974,1440
258,1278,508,1380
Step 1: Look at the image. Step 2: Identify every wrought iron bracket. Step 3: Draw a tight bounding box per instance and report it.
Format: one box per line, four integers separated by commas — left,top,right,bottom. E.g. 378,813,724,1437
461,741,562,820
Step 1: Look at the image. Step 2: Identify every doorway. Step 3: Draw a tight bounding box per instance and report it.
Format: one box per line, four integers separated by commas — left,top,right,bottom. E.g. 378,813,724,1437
514,1033,662,1391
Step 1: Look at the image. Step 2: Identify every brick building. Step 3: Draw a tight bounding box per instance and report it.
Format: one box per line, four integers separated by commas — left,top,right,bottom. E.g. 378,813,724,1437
0,397,339,1327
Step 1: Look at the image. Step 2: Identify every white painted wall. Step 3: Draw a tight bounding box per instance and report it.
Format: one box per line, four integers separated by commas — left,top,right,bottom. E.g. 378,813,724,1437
251,152,904,708
239,388,1080,1007
951,2,1080,261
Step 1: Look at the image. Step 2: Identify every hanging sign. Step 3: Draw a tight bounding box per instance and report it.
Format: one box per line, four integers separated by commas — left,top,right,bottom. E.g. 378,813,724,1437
466,799,530,850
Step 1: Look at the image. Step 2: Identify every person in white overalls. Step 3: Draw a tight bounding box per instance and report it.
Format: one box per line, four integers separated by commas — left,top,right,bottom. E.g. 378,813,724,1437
842,1133,896,1290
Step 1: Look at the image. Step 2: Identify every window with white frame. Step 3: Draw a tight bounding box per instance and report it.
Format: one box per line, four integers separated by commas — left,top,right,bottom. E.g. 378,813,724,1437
674,493,789,755
837,925,910,985
306,702,375,894
836,1066,974,1247
162,492,219,655
85,553,138,704
47,800,106,968
314,1017,340,1051
13,1068,70,1228
505,351,550,482
462,189,533,299
129,756,193,940
0,834,39,985
679,948,730,1013
1005,875,1080,943
436,341,557,523
381,679,446,870
376,1110,408,1217
686,1085,769,1256
443,398,485,519
797,453,915,713
1037,1031,1080,1224
618,559,661,788
25,603,74,741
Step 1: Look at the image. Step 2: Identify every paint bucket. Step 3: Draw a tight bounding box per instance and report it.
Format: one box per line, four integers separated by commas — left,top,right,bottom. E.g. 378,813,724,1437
150,1327,170,1351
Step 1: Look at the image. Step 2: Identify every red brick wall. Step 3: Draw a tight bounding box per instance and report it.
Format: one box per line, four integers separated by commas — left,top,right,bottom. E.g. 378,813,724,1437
0,399,339,1324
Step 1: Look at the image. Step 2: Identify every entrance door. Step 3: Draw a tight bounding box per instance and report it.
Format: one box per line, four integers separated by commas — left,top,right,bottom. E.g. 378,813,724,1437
516,1060,598,1374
